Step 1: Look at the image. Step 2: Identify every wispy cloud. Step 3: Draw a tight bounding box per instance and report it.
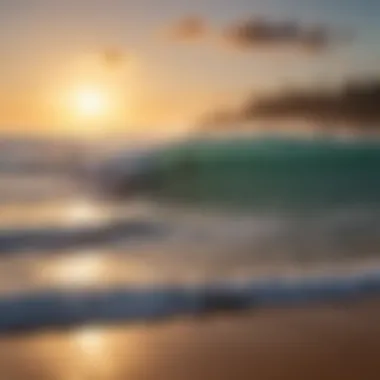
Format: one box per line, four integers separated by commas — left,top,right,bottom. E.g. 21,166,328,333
165,15,351,53
165,16,207,41
223,18,334,52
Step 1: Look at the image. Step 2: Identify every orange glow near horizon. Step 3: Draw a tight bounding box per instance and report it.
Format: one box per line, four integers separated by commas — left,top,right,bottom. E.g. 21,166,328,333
0,51,241,137
31,53,140,135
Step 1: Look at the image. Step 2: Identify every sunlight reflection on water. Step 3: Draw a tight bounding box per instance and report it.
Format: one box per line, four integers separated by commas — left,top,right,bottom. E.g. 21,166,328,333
46,251,106,289
63,200,112,227
74,328,106,356
0,199,111,229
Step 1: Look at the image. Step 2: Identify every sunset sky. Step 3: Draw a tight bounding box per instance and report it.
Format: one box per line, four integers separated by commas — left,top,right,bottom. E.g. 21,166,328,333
1,0,379,136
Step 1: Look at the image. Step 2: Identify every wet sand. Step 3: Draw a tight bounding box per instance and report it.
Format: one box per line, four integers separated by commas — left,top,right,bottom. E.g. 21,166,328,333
0,297,380,380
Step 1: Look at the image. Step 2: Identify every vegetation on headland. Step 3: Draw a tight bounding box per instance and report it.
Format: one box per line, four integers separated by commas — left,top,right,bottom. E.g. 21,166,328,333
200,78,380,130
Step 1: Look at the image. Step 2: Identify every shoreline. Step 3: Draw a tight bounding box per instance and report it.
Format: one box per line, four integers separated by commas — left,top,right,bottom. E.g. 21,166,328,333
1,296,380,379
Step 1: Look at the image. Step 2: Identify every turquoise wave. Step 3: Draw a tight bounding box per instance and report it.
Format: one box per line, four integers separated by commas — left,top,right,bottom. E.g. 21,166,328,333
140,137,380,211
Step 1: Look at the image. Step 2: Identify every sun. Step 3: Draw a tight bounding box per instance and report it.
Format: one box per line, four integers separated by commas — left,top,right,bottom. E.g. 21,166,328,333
55,78,132,133
74,86,110,119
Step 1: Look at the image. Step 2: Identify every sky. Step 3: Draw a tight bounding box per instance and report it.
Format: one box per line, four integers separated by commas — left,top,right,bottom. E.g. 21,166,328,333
0,0,379,136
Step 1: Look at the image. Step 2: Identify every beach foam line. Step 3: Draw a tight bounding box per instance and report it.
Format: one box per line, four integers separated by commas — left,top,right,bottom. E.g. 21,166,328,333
0,271,379,334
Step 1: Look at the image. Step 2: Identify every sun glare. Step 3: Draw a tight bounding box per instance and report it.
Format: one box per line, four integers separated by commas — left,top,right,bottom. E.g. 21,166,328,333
74,328,105,357
74,86,110,119
52,253,105,288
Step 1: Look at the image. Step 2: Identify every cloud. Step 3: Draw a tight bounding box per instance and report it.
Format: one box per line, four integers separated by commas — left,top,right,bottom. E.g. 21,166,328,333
164,15,349,53
101,47,127,69
223,18,334,51
166,16,207,41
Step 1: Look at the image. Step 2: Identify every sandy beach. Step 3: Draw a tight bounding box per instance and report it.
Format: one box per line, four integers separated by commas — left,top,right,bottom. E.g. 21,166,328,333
0,297,379,380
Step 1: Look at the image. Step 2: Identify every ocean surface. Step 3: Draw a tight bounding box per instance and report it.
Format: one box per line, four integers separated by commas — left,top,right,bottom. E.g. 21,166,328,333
1,137,380,332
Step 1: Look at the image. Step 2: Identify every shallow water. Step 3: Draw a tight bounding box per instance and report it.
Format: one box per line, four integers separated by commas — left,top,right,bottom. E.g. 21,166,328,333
1,194,380,293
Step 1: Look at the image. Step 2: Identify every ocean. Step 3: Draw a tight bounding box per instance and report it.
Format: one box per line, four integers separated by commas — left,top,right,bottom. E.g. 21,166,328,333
0,136,380,332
